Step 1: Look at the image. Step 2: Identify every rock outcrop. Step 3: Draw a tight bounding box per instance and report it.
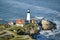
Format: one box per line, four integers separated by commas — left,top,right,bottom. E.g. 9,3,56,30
41,19,56,30
25,23,40,35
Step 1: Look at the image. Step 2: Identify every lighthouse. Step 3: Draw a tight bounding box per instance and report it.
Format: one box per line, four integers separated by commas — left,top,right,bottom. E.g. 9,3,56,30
26,9,30,23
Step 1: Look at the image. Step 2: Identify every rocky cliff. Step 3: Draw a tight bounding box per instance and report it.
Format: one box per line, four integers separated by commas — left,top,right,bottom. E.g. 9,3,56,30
41,19,56,30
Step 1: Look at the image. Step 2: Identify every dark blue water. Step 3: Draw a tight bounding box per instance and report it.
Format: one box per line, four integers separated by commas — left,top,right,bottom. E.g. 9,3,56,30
33,34,48,40
0,0,60,21
32,33,54,40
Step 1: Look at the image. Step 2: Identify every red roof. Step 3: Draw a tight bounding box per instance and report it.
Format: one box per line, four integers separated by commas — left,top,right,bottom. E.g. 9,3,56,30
16,19,25,24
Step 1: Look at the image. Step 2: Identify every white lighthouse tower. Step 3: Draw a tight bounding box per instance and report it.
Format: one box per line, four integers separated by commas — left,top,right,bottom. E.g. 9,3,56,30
26,9,30,23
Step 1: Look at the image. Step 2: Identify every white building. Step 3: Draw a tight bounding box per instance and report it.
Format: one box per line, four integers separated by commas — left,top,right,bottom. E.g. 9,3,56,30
16,19,25,27
8,21,13,25
26,9,30,23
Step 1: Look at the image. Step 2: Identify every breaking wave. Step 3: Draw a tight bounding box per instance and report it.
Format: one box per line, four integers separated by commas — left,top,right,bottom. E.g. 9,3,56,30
35,16,60,40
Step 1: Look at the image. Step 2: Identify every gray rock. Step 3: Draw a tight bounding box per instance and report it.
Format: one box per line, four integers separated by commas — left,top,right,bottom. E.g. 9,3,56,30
41,19,56,30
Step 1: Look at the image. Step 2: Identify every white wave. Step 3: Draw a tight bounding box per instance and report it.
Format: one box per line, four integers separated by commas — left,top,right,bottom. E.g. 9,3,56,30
53,20,60,29
39,20,60,38
40,29,60,37
35,16,44,19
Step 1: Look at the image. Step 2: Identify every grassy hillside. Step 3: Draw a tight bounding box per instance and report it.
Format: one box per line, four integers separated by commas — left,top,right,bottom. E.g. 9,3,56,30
0,24,36,40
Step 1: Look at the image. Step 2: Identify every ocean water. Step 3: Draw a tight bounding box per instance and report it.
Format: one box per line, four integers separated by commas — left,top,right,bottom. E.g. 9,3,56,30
32,19,60,40
0,0,60,40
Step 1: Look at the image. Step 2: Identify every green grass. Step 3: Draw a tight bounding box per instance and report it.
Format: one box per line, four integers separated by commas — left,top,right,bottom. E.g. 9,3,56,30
0,30,34,40
10,35,34,40
0,23,38,40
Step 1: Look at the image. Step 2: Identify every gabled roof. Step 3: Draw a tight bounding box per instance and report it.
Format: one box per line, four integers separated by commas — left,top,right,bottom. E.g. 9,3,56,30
16,19,25,24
